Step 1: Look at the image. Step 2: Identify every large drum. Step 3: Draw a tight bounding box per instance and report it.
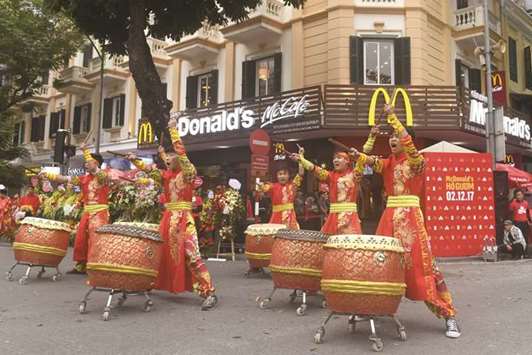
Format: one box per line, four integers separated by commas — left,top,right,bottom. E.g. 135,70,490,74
245,223,285,268
87,223,162,291
321,235,406,316
13,217,72,267
270,229,327,291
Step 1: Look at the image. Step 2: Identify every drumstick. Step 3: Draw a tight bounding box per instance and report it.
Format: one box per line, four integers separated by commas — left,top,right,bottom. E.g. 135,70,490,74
328,138,352,152
82,129,94,146
108,151,141,161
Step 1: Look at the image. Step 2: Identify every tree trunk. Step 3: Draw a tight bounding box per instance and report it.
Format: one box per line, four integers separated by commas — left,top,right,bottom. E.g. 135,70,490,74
127,0,172,149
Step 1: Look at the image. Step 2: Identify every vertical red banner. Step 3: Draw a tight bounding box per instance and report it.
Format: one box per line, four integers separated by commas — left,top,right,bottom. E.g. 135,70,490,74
491,71,507,107
423,153,496,257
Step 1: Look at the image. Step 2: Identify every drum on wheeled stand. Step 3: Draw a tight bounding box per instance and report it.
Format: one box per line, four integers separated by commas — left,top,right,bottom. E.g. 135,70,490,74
78,222,162,321
256,229,327,316
313,234,408,352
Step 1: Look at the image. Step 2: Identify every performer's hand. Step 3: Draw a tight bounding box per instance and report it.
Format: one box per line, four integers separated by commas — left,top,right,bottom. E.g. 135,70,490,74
79,142,87,151
370,125,380,137
126,152,137,161
298,145,305,155
384,104,394,115
289,153,300,162
349,147,360,158
167,117,177,128
157,146,165,154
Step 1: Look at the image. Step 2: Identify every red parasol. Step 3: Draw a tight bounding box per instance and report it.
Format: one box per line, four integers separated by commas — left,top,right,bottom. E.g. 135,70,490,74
495,163,532,188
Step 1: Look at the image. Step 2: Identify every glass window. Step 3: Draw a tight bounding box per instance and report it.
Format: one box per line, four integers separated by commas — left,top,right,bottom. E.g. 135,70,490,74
13,122,24,145
364,40,394,85
197,73,212,108
256,57,275,96
112,96,122,127
80,105,90,133
456,0,468,10
460,64,470,88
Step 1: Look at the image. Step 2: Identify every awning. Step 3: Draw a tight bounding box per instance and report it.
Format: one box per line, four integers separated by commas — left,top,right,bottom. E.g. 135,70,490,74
495,163,532,188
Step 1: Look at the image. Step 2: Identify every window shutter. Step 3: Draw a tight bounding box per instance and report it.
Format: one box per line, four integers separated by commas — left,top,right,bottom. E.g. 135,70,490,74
209,70,218,106
186,75,198,109
394,37,411,85
273,53,282,94
38,115,45,141
119,94,126,126
525,46,532,90
509,37,517,82
59,109,66,129
49,112,59,138
13,123,20,145
82,45,92,68
162,82,168,98
30,117,38,142
242,60,256,99
455,59,463,86
469,68,481,93
86,103,92,132
350,36,364,84
73,106,81,134
19,121,25,144
103,97,113,129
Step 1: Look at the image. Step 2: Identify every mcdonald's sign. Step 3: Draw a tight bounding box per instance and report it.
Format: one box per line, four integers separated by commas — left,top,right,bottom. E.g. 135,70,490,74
368,88,414,127
504,154,515,166
491,71,506,107
137,119,157,149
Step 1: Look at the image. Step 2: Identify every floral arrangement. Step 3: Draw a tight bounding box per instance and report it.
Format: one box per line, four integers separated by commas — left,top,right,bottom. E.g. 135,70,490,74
109,183,137,222
109,176,162,224
39,187,81,226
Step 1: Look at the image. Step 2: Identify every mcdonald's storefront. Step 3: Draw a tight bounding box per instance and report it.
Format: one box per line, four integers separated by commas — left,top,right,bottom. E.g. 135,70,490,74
133,84,532,195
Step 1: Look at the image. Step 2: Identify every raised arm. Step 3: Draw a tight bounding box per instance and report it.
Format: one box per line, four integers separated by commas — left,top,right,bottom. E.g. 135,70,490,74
363,125,380,154
168,117,196,180
289,147,329,182
386,105,424,174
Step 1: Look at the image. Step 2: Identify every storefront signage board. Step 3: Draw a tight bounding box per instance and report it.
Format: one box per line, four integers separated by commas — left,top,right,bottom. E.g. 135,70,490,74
468,91,531,142
423,152,495,257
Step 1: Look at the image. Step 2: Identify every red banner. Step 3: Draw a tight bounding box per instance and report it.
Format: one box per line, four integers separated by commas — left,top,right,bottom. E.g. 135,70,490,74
423,153,496,257
491,71,506,107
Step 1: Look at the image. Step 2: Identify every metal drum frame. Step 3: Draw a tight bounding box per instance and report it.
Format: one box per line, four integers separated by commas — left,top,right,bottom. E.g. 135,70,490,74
313,313,407,352
256,229,328,316
6,262,63,285
78,287,154,321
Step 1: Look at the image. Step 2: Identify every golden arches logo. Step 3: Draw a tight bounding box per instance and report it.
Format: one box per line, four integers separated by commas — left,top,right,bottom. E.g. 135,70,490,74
368,88,413,127
491,73,503,88
504,154,514,165
138,121,154,145
274,143,285,154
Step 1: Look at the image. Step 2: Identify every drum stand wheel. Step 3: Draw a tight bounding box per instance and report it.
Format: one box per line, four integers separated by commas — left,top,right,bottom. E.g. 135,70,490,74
78,287,154,321
6,262,62,285
313,312,407,352
257,288,324,316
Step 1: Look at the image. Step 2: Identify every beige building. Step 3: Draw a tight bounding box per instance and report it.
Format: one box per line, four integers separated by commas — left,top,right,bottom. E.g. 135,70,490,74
13,0,532,172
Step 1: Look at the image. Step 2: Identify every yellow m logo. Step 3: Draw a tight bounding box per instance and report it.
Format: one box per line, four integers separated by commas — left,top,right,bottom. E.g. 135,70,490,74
274,143,285,154
368,88,413,127
491,74,503,88
138,121,153,145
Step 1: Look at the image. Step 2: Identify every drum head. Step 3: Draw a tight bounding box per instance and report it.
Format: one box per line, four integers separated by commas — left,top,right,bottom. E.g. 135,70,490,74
245,223,286,236
325,234,404,252
96,224,162,242
275,229,327,243
19,217,72,233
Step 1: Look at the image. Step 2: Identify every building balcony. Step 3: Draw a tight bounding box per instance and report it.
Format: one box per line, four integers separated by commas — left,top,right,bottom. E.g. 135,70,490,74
166,24,224,61
453,5,501,40
84,56,129,84
54,66,94,95
354,0,405,7
19,84,51,108
221,0,286,44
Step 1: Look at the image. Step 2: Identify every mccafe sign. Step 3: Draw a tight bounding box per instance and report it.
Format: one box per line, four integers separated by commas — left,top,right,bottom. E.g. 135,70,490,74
469,91,531,142
175,95,313,138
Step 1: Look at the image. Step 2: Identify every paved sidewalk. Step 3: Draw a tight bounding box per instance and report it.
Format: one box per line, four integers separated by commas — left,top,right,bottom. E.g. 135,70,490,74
0,244,530,355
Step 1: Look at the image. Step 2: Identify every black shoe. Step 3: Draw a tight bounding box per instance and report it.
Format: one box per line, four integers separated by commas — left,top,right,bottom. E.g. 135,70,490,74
66,269,86,275
201,295,218,311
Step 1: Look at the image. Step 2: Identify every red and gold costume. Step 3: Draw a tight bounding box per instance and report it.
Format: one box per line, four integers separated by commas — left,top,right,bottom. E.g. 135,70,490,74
47,149,110,267
19,192,40,216
362,114,456,319
300,153,362,234
258,175,303,230
133,129,214,298
0,194,14,236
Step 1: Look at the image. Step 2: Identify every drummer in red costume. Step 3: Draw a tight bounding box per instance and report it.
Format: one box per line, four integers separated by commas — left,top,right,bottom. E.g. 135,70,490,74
257,159,305,230
290,148,364,234
41,144,110,274
356,104,461,338
126,117,217,310
19,186,41,217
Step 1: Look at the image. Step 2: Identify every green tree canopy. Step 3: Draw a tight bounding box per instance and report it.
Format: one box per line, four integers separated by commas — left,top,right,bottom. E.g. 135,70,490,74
48,0,305,147
0,0,83,113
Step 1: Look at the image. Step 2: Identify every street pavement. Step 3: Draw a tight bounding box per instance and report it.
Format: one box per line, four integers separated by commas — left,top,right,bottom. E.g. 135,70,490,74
0,243,531,355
